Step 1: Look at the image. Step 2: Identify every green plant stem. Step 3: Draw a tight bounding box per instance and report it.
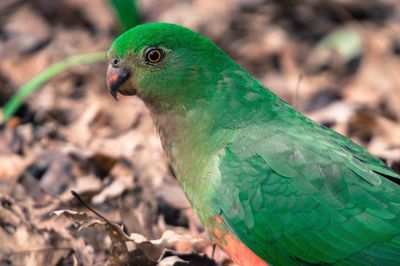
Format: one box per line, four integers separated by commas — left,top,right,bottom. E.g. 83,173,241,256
1,51,107,123
109,0,140,31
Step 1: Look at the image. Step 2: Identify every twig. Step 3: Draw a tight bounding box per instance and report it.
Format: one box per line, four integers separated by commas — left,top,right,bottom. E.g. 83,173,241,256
70,190,109,222
70,190,131,266
292,74,303,110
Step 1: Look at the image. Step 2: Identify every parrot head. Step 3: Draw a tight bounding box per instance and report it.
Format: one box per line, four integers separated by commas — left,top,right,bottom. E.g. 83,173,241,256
106,23,235,106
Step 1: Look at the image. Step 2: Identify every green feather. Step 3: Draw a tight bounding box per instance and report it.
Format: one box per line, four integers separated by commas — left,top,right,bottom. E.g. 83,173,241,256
109,23,400,266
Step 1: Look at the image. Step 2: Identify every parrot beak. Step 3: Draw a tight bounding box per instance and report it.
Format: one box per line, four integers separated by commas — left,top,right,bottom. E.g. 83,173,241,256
106,63,134,100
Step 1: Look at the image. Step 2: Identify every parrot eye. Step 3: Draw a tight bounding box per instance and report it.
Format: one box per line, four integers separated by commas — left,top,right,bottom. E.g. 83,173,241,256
144,48,164,64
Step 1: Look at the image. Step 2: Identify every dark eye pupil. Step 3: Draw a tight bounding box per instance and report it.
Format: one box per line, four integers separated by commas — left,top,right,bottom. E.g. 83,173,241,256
149,50,160,61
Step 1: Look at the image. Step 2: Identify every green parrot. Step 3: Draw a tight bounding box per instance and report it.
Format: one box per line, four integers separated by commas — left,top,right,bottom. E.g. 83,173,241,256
106,23,400,266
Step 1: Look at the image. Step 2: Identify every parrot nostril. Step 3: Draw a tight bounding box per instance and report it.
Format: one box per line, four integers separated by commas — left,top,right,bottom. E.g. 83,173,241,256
111,58,120,68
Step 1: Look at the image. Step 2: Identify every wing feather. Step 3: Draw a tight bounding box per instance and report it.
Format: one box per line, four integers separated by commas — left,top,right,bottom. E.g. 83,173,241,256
211,119,400,265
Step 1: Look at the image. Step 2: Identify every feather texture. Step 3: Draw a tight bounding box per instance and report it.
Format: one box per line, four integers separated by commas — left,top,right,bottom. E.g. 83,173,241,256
108,23,400,266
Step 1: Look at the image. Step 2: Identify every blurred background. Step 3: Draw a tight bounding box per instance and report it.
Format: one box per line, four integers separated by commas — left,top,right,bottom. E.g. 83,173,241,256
0,0,400,265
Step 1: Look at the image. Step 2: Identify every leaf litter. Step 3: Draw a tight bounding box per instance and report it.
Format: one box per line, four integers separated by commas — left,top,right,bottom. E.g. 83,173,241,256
52,191,210,266
1,0,400,265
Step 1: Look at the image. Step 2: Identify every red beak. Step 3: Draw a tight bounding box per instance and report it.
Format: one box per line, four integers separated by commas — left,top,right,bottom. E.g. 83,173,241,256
106,64,131,100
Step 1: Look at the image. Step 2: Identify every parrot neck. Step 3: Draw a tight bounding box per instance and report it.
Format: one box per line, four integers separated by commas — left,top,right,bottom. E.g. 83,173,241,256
144,70,279,186
141,71,288,239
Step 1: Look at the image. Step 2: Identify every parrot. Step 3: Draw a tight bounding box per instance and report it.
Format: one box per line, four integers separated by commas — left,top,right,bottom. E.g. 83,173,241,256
106,22,400,266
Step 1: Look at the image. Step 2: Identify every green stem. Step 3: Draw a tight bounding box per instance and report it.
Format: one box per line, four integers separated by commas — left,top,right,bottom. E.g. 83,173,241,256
1,51,107,123
109,0,140,31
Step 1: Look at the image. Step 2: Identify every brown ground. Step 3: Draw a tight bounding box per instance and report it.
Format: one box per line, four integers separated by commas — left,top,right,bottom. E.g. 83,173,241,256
0,0,400,265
